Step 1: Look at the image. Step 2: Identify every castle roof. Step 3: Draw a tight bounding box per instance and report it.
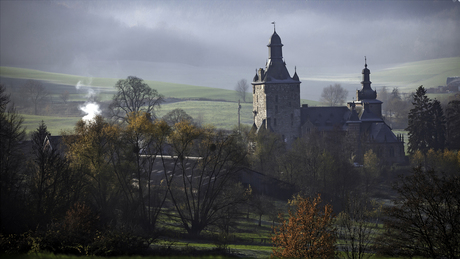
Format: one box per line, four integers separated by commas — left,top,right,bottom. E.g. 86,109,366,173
252,31,300,85
357,58,377,100
368,123,400,143
300,106,350,131
268,31,283,47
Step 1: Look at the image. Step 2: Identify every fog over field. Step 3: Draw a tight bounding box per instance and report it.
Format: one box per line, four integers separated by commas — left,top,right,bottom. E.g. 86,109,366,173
1,0,459,100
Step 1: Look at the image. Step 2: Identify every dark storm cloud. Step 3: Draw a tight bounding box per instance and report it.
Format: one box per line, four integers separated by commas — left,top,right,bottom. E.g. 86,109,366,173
0,1,210,71
1,0,459,84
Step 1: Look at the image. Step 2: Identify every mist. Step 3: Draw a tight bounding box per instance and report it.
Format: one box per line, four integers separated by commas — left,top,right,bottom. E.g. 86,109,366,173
1,0,459,98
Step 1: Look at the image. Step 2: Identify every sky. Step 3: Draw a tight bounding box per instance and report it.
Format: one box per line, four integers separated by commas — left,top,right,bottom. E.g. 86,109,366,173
1,0,459,100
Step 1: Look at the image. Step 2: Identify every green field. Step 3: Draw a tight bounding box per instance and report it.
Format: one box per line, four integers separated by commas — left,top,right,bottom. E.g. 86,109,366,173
19,100,255,136
1,66,323,135
0,66,247,102
371,57,460,92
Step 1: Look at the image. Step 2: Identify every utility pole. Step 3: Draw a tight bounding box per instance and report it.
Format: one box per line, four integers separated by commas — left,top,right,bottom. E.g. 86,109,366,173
238,99,241,133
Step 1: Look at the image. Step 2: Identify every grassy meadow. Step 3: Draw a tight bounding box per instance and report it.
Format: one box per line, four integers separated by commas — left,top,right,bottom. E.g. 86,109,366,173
1,66,322,135
371,57,460,92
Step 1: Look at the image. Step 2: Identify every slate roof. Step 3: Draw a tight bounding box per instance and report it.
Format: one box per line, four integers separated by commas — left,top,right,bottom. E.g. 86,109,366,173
300,106,351,131
252,31,300,85
360,107,383,122
367,122,400,143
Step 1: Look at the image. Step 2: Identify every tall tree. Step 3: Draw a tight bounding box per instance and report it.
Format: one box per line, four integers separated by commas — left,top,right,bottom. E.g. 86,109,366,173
406,86,434,154
0,84,27,233
64,116,122,222
338,194,380,259
235,79,249,103
164,121,249,236
22,80,49,115
431,99,446,150
109,76,164,122
27,121,83,227
320,84,348,106
376,167,460,259
272,194,336,258
445,100,460,150
122,112,171,230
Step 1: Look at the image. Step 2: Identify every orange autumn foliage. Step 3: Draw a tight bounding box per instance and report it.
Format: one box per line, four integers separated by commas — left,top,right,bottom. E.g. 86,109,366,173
272,194,336,258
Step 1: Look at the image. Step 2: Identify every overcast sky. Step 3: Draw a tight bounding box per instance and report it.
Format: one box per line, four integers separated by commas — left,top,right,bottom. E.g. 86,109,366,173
1,0,459,94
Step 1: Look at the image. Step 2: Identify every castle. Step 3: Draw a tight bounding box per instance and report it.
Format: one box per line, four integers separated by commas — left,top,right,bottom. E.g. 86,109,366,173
251,29,406,165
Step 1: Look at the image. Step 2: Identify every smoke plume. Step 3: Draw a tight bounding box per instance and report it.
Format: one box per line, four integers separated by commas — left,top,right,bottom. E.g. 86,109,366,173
75,79,101,122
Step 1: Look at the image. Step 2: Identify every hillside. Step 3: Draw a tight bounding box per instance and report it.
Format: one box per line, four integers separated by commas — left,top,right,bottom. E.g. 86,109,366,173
0,66,243,102
369,57,460,92
300,57,460,98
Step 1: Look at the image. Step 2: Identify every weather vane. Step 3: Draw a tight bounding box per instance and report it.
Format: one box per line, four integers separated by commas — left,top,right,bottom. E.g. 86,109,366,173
271,21,276,32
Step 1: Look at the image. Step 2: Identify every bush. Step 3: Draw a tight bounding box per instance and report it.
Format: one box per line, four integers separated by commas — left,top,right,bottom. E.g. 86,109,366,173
87,230,151,256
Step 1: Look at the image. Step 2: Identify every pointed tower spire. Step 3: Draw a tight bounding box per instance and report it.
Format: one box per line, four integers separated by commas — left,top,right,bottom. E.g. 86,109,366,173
357,56,376,100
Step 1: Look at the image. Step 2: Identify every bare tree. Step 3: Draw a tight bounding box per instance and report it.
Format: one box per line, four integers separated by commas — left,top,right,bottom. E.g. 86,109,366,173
163,121,249,236
235,79,249,103
109,76,164,122
337,194,379,259
320,84,348,106
59,91,70,104
22,80,49,115
376,167,460,258
162,108,193,126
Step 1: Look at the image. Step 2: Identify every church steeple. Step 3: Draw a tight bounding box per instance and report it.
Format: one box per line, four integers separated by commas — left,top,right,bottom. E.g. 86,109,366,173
357,57,377,100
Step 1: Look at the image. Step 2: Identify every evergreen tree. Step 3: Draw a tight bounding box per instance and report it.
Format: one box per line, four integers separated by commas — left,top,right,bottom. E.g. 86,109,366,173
0,84,28,233
431,100,446,151
446,100,460,150
28,121,81,227
406,86,434,154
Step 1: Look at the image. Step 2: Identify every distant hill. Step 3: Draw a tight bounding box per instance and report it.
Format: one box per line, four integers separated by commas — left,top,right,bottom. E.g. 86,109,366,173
368,57,460,92
300,57,460,99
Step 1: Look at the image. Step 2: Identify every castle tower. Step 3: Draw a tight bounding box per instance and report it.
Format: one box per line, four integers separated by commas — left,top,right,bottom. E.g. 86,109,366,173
252,29,301,142
351,58,383,119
